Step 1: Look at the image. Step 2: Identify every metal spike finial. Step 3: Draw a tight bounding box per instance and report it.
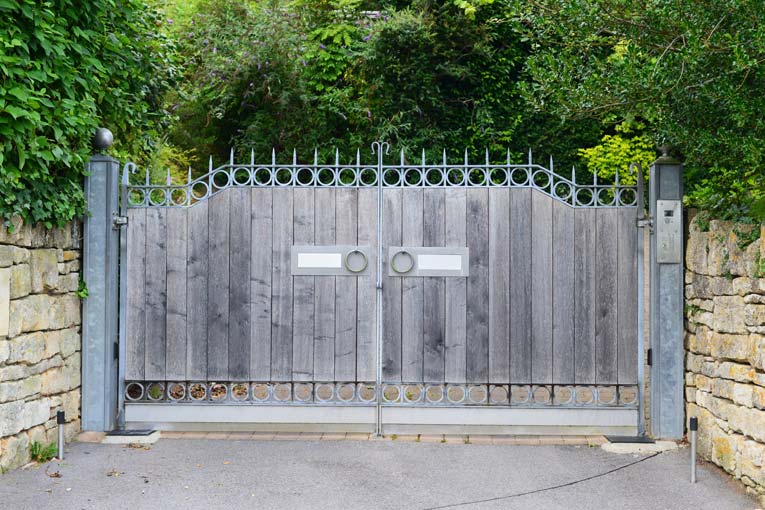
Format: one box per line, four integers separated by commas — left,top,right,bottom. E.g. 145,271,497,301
293,148,297,166
400,148,405,166
421,148,426,166
229,148,235,166
271,148,276,166
549,155,554,173
144,166,149,186
356,148,361,166
571,166,576,184
506,148,511,165
615,165,620,186
485,148,489,165
209,156,213,173
313,148,318,166
443,148,448,166
528,148,533,166
187,166,192,185
464,148,469,167
250,148,255,166
335,148,340,166
166,167,171,186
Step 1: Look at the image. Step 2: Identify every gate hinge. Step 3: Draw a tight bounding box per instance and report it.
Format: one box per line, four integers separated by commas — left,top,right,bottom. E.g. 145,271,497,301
112,213,128,230
647,348,652,367
636,217,653,230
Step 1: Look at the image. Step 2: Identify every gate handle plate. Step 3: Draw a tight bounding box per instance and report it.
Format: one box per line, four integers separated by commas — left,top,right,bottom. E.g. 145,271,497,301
391,250,414,274
344,249,368,273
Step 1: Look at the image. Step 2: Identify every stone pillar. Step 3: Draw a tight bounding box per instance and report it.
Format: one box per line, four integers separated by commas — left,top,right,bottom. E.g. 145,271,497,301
81,129,120,431
649,149,685,439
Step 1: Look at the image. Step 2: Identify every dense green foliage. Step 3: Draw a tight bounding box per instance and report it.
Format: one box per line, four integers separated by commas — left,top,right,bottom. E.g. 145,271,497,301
0,0,177,228
167,0,603,170
515,0,765,220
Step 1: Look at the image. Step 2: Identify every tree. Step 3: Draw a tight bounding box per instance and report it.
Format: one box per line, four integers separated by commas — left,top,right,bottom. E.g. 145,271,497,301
514,0,765,219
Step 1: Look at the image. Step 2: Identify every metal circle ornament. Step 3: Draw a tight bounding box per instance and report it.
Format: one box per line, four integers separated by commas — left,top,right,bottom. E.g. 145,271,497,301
391,250,415,274
345,249,368,273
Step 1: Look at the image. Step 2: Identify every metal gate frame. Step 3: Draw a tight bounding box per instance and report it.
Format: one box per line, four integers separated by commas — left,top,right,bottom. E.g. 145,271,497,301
117,141,645,435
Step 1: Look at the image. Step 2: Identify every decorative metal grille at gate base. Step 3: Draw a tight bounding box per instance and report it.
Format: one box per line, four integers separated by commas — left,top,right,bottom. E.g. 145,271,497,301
120,142,641,416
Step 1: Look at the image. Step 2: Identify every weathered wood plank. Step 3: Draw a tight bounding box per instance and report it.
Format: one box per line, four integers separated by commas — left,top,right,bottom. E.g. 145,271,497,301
228,188,251,380
552,200,575,384
617,207,638,384
423,188,446,383
144,208,167,380
401,189,424,382
271,188,293,381
165,207,187,380
509,188,532,383
444,188,467,383
126,208,146,380
250,188,272,380
207,192,230,380
596,208,619,384
382,188,402,381
574,208,596,384
314,188,336,381
531,191,553,384
488,188,510,383
292,188,315,381
466,189,489,383
356,189,377,381
186,201,208,381
335,188,358,382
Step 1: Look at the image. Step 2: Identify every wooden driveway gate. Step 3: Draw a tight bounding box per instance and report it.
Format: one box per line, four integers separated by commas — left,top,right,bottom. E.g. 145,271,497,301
120,143,643,434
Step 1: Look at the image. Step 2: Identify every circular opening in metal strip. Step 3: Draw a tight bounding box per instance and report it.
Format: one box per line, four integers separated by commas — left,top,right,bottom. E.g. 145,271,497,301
391,250,414,274
345,249,368,273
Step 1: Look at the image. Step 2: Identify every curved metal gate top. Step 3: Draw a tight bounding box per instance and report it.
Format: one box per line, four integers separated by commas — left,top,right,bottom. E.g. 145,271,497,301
119,143,642,433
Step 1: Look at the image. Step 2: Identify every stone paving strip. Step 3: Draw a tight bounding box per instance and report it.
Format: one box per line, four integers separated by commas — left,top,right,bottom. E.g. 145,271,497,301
156,431,607,446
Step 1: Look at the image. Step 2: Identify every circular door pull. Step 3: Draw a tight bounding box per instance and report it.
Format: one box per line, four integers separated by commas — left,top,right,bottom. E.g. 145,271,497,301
391,250,415,274
345,249,368,273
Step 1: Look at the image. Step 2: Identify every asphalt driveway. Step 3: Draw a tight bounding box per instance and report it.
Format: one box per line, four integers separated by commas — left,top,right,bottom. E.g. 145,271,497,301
0,437,757,510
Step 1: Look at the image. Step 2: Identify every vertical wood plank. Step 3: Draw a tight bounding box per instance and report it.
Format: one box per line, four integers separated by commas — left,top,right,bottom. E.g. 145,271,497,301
356,189,377,381
228,188,251,380
126,208,146,380
488,188,510,383
444,188,467,383
335,188,358,381
250,189,272,380
292,188,315,381
401,189,424,382
423,189,446,383
314,188,336,381
144,208,167,380
617,207,638,384
271,188,293,381
531,191,553,384
187,202,208,381
574,208,596,384
207,192,230,380
382,188,402,381
466,189,489,383
509,189,532,383
596,208,619,384
165,207,187,380
552,201,575,384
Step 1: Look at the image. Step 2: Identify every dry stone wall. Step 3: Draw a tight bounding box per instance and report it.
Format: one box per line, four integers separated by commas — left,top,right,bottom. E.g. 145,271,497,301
0,217,81,472
685,211,765,503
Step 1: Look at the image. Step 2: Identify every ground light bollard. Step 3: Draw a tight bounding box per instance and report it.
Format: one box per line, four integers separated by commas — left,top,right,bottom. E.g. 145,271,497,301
690,417,698,483
57,411,65,460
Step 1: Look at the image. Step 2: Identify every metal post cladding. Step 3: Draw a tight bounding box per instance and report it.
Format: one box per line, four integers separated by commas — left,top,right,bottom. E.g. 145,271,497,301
82,128,121,431
649,148,685,439
372,140,389,437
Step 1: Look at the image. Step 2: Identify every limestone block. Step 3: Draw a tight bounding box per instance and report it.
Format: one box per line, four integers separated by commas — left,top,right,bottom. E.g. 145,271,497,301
0,246,12,268
54,273,80,294
61,389,80,419
753,386,765,410
8,332,45,364
41,353,80,396
0,399,49,437
8,294,81,337
0,433,30,472
728,405,765,443
745,304,765,326
9,264,31,299
732,383,754,408
0,340,8,364
686,230,709,274
710,426,738,473
717,361,756,383
739,440,765,486
62,250,78,262
29,249,58,293
712,296,748,334
710,331,754,362
63,260,80,274
0,375,41,403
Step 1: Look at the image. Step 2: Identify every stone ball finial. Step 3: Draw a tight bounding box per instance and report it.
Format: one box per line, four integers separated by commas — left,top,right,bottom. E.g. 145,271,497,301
659,144,671,158
93,128,114,152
